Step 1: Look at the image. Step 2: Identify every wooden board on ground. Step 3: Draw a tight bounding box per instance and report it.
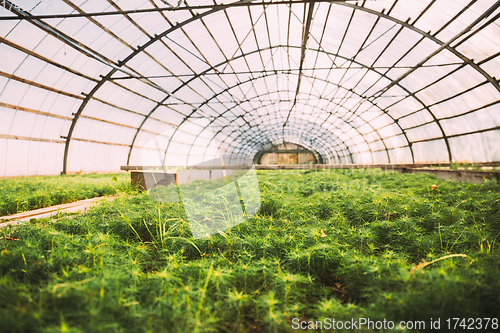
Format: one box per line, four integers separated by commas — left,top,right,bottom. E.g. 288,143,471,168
0,196,116,228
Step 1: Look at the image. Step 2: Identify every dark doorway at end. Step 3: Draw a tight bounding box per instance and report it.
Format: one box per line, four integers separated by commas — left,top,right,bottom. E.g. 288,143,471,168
253,143,323,165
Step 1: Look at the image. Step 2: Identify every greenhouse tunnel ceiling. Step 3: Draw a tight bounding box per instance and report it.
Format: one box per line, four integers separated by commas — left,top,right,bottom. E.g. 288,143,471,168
0,0,499,176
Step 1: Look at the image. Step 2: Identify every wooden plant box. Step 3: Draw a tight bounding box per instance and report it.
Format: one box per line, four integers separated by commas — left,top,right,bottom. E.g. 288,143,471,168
131,170,177,191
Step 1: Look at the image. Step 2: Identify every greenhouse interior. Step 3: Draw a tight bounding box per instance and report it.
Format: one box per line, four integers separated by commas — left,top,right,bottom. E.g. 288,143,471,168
1,0,500,331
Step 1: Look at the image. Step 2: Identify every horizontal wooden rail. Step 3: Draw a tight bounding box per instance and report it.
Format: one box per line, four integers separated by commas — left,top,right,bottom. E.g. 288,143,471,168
121,162,500,171
392,167,500,185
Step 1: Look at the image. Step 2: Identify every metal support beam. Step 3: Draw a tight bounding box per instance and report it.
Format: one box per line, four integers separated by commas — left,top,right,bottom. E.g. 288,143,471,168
283,1,314,129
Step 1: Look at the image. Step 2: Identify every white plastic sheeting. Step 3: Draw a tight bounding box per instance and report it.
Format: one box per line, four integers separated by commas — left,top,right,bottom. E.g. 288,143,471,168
0,0,499,176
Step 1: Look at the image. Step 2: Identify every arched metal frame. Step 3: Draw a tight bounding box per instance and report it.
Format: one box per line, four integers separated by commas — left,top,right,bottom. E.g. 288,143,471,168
1,0,499,175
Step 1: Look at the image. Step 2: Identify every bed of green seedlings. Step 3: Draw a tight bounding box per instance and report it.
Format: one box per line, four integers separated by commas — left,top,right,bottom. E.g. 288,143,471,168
0,169,499,332
0,173,130,216
431,163,500,172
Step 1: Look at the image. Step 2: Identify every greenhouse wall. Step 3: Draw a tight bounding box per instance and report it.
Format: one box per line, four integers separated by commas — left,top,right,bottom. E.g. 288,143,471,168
0,0,499,177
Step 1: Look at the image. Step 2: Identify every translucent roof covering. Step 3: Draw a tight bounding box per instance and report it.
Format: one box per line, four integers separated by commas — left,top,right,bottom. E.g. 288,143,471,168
0,0,499,176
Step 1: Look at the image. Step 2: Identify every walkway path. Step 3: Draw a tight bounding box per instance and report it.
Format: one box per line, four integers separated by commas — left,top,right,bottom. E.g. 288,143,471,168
0,196,116,229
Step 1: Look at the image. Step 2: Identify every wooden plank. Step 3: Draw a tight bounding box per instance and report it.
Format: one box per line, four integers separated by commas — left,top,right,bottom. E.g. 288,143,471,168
0,133,65,144
0,36,98,82
0,71,85,100
0,102,73,121
61,136,132,147
391,167,500,185
0,196,116,224
122,162,500,171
